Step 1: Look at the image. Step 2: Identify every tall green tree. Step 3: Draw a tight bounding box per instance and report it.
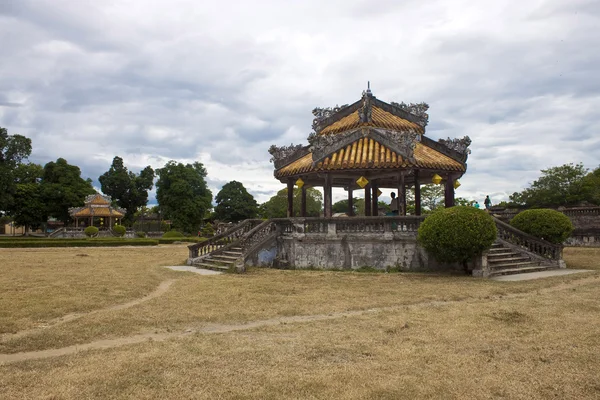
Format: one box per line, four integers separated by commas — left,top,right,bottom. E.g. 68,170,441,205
155,161,212,233
259,188,322,218
214,181,258,222
0,127,32,215
41,158,95,224
332,198,359,215
509,163,595,207
99,156,155,223
9,163,46,234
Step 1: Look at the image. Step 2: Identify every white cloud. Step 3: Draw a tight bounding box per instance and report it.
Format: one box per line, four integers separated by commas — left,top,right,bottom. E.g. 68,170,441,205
1,0,599,206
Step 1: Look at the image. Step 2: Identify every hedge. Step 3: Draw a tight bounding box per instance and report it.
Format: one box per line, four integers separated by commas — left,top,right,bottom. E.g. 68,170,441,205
417,206,497,264
0,239,159,248
158,237,207,244
162,230,185,238
510,209,573,244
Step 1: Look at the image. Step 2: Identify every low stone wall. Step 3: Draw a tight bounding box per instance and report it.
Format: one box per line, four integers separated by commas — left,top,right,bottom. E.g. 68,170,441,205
246,231,464,272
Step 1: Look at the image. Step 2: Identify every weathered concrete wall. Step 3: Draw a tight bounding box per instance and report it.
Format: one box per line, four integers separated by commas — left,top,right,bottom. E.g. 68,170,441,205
246,232,464,272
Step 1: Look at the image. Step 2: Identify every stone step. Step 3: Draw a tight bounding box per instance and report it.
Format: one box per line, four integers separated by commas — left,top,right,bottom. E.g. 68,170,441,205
212,254,239,261
490,261,539,270
194,262,230,272
489,256,531,264
488,251,519,258
223,251,242,256
205,257,235,265
230,247,243,252
489,265,557,277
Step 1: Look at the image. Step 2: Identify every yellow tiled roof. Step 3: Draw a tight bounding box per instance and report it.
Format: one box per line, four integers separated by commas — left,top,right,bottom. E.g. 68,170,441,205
275,139,464,178
73,207,124,217
320,106,424,135
88,194,110,205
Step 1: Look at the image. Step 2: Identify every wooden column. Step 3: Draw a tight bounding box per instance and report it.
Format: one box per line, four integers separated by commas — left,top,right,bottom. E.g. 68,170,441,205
398,173,406,216
444,175,455,208
371,182,379,216
414,170,421,216
323,174,333,217
327,175,333,217
347,183,354,216
300,186,307,217
364,185,372,216
287,179,294,217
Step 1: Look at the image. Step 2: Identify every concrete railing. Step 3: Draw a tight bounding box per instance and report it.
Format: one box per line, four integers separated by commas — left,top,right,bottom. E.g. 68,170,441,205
270,216,426,236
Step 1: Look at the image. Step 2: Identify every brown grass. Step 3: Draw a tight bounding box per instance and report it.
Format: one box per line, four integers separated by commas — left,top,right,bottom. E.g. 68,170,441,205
564,246,600,270
0,246,599,399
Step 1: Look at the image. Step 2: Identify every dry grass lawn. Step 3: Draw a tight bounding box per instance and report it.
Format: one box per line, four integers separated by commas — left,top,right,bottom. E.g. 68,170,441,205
0,245,599,399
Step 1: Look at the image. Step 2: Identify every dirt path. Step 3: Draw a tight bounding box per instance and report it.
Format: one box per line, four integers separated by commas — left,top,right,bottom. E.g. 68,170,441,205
0,279,177,342
1,274,597,365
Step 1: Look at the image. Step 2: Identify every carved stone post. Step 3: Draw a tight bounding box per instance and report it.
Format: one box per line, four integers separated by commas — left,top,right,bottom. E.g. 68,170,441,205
287,179,294,218
364,184,372,216
371,182,379,216
301,186,307,217
444,175,455,208
414,170,421,216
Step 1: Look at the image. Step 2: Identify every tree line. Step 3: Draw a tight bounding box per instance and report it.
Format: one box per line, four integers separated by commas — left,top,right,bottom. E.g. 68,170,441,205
2,127,597,234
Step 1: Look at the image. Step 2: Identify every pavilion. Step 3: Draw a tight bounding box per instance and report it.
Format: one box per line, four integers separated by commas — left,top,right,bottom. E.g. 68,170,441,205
68,193,125,228
269,87,472,217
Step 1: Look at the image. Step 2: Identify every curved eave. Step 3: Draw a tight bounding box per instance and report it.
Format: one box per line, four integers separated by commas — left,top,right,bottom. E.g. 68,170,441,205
274,140,465,179
319,106,425,135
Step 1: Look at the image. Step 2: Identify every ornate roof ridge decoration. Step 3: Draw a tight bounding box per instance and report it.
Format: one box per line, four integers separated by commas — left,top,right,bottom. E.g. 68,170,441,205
268,143,310,170
309,127,418,166
389,101,429,128
310,90,429,135
435,136,472,163
84,193,112,204
311,103,353,133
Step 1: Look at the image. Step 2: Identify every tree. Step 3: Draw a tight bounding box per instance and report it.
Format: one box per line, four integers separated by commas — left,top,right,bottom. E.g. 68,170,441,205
259,188,322,218
214,181,258,222
0,127,32,215
509,163,595,208
99,156,155,224
8,163,46,234
40,158,95,224
156,161,212,234
332,198,359,215
581,166,600,205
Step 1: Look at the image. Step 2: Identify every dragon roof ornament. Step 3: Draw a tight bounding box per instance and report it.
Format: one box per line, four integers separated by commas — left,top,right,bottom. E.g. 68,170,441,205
268,143,309,170
390,102,429,128
438,136,471,162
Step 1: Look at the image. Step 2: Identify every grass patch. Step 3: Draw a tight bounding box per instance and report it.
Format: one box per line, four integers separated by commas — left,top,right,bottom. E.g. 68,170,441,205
0,247,598,399
0,239,159,248
564,247,600,270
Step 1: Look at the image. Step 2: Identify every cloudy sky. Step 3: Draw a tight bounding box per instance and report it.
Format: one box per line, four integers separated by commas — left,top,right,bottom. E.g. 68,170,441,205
1,0,599,205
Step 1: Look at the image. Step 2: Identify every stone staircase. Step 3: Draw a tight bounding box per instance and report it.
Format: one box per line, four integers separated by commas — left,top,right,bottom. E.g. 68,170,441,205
193,247,243,272
487,241,558,277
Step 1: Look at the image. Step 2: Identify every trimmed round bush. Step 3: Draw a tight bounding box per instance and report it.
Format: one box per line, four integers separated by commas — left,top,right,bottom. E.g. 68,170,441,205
162,230,184,238
112,224,126,237
84,226,99,238
417,206,497,263
510,209,573,244
201,222,215,237
136,231,147,238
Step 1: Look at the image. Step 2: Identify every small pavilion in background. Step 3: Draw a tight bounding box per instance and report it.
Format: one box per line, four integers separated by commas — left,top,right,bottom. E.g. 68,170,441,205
69,193,125,228
269,86,472,217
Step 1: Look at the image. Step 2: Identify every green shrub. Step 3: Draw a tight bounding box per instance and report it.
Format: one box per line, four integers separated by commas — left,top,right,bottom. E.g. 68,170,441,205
112,224,126,237
417,206,497,264
136,231,147,238
84,226,99,237
162,230,184,238
510,209,573,244
201,222,215,237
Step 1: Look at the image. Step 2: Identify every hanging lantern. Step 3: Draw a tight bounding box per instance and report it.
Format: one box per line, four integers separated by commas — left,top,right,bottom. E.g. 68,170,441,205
295,178,304,188
356,176,369,188
377,189,382,197
432,174,443,184
453,180,461,189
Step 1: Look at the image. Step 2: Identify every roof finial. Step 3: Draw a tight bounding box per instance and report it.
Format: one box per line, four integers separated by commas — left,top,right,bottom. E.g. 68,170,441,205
366,81,371,95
